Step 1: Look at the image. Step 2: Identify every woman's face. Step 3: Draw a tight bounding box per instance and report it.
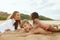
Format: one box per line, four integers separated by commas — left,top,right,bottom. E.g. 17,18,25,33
14,13,20,20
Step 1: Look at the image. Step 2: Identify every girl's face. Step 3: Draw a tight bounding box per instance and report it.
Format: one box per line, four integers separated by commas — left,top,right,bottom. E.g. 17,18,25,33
14,13,20,20
23,22,32,32
23,22,28,28
30,14,34,20
22,22,29,31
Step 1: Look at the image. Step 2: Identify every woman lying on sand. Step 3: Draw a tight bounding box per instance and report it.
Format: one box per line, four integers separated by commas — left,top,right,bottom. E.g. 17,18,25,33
0,11,21,33
18,12,60,37
21,19,33,32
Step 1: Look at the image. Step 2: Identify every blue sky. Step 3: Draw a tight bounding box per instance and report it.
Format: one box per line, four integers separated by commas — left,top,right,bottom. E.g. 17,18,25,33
0,0,60,20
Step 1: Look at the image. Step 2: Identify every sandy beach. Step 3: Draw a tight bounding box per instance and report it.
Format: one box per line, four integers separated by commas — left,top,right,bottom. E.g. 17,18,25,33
0,20,60,40
0,31,60,40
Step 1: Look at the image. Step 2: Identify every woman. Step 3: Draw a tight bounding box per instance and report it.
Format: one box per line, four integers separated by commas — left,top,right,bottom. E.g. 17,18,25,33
0,11,21,33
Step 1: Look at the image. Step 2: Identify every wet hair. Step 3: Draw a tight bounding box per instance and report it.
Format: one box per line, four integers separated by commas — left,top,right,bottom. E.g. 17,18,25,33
31,12,39,20
9,11,21,30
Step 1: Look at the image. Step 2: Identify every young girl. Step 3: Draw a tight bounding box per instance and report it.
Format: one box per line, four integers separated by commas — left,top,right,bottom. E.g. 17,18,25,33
0,11,21,33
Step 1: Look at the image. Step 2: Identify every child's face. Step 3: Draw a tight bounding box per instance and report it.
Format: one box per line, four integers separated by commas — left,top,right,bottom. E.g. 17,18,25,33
23,22,32,32
23,22,28,28
30,15,32,20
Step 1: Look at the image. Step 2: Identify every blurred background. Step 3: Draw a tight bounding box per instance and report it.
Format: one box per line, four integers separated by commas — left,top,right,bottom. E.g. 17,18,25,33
0,0,60,25
0,0,60,20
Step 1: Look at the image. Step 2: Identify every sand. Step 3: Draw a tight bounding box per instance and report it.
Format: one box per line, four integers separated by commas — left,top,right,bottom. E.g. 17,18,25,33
0,21,60,40
0,31,60,40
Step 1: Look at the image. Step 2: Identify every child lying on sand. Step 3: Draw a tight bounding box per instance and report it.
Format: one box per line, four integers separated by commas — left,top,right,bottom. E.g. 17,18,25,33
18,12,60,37
22,19,33,32
18,19,51,37
31,12,60,32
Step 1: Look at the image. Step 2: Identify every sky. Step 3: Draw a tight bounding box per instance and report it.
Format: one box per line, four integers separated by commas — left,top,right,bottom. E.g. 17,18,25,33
0,0,60,20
